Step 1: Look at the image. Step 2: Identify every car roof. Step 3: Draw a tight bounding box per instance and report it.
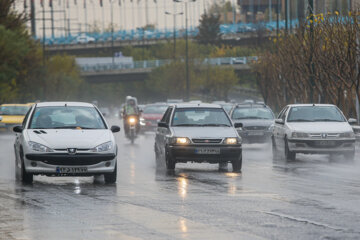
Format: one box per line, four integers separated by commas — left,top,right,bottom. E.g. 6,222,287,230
173,103,222,109
287,104,336,107
35,102,95,107
235,103,268,108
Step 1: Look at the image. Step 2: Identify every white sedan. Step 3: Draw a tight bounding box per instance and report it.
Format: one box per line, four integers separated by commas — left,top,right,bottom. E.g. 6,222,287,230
272,104,356,161
13,102,120,184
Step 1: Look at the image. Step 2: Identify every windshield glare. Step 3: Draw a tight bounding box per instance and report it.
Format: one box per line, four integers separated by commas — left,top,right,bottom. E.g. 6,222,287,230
172,108,231,126
287,106,345,122
0,106,30,115
29,106,106,129
144,105,168,114
232,107,274,120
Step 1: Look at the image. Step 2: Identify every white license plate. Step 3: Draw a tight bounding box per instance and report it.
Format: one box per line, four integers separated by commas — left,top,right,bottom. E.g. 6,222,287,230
248,131,264,136
195,148,220,155
56,167,88,174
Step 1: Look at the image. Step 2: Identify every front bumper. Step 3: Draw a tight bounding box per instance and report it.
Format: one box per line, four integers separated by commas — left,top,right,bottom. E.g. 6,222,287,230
24,153,116,175
168,145,242,163
238,130,272,143
288,139,355,154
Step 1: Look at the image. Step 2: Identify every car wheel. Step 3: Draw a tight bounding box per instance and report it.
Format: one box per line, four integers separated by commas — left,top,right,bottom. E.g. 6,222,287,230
232,152,242,173
285,138,296,161
165,148,176,170
344,150,355,161
20,155,33,184
104,163,117,184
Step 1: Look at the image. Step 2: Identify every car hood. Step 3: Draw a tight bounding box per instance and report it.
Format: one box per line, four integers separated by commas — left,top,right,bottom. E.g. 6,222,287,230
172,127,238,138
26,129,112,149
286,122,353,133
142,113,163,120
233,119,274,127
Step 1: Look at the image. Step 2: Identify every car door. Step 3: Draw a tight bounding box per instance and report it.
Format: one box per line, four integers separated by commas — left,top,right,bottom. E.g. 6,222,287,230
274,106,288,149
155,107,173,156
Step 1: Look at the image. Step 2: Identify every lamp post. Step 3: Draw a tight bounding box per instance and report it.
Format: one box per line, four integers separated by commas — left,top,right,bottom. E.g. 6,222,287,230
174,0,196,102
111,0,115,65
165,10,183,59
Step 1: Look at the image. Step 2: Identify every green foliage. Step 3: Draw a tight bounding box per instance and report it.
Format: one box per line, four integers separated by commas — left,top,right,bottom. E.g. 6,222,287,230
197,14,222,45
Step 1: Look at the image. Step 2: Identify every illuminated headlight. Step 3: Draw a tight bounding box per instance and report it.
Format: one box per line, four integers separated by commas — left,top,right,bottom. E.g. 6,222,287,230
339,132,355,138
91,141,113,152
28,141,54,152
128,117,136,124
171,137,191,145
225,138,239,145
291,132,309,138
140,117,145,126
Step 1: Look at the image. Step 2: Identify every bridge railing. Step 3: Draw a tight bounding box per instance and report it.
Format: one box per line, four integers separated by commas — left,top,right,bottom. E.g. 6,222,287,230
79,56,258,73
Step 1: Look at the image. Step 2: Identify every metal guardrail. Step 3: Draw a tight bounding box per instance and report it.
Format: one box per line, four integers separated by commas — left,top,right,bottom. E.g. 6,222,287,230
79,56,258,73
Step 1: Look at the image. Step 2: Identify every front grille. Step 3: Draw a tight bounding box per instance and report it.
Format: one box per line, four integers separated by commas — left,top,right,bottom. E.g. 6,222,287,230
309,133,340,138
42,159,102,165
26,153,115,166
243,126,267,131
192,139,223,144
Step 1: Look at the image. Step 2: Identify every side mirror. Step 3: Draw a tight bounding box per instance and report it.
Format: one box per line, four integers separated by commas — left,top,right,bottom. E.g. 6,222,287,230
348,118,357,125
13,126,23,133
234,123,243,128
275,119,284,125
110,125,120,133
158,122,169,128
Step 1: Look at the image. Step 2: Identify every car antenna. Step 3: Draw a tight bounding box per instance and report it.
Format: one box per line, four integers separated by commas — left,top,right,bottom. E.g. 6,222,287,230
65,103,67,107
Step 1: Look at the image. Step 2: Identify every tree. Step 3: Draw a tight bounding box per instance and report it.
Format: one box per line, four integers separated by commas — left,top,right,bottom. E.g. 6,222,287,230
197,13,222,45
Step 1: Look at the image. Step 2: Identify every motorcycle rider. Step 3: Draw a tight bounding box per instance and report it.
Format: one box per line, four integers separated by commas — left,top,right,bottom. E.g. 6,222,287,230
122,96,140,136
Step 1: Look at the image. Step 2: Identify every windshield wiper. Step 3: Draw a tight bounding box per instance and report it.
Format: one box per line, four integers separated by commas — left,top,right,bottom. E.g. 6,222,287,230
288,119,313,122
53,126,97,129
200,124,231,127
173,124,200,127
313,119,343,122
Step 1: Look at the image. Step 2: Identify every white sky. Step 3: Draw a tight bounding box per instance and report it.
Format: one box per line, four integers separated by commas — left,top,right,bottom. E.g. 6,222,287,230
13,0,238,38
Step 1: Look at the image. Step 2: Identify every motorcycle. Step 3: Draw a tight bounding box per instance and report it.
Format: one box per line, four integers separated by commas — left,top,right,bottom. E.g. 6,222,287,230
126,115,139,144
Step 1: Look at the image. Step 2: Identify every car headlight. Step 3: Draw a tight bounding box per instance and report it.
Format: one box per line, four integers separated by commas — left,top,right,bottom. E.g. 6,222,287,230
90,141,113,152
28,141,54,152
171,137,191,145
128,117,137,124
339,132,355,138
291,132,309,138
224,137,240,144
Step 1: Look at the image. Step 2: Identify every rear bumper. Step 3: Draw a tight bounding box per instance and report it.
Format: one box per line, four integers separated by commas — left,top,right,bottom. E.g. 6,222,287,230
288,139,355,154
23,153,116,175
238,130,272,143
168,145,242,163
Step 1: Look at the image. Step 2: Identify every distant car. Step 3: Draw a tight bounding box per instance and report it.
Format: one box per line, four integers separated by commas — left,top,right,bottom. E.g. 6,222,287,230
272,104,356,161
141,103,168,131
232,57,247,64
0,103,33,131
211,101,234,114
352,125,360,143
13,102,120,183
230,103,275,144
76,35,95,44
155,103,243,172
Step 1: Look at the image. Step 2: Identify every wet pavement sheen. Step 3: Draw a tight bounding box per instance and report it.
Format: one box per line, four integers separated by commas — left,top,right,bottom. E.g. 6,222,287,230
1,119,360,240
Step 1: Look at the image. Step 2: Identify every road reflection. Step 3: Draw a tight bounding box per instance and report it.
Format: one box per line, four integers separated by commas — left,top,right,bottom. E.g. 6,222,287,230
177,174,188,200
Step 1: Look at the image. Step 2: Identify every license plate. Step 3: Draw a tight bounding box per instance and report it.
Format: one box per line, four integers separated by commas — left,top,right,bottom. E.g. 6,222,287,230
248,131,264,136
56,167,88,174
195,148,220,154
316,141,336,146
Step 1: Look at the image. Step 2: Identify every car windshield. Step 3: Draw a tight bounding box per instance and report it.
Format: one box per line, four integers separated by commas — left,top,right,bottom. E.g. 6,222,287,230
287,106,346,122
29,106,106,129
144,105,168,114
172,108,231,127
0,106,30,115
232,107,274,120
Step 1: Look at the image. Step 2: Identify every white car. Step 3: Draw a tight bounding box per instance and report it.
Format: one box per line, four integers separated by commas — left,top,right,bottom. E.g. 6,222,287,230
13,102,120,184
272,104,356,161
76,35,95,44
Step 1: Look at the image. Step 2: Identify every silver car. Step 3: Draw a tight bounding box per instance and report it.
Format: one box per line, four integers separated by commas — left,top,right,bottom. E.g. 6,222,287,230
155,104,243,172
13,102,120,184
272,104,356,161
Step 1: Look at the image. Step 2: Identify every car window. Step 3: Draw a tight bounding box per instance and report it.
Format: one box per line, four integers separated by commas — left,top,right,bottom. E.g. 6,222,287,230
160,107,172,123
278,106,288,120
287,106,345,122
0,106,30,115
22,107,33,128
172,108,231,126
29,106,106,129
164,107,173,124
232,107,274,120
143,105,168,114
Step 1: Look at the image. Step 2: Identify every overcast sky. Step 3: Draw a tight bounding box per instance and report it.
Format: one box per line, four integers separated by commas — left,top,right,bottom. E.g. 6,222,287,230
14,0,238,38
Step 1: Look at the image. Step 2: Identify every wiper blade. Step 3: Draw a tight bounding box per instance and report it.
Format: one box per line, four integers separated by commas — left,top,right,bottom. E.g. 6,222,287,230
200,124,230,127
173,124,200,127
288,119,313,122
53,126,97,129
314,119,343,122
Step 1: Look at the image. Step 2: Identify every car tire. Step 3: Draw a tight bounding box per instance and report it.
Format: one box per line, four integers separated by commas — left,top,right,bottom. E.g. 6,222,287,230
232,152,242,172
218,162,228,172
165,148,176,170
104,163,117,184
21,157,33,184
285,138,296,161
344,150,355,161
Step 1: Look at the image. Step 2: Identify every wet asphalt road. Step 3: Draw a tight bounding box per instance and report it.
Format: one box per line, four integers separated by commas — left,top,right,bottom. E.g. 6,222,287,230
1,118,360,240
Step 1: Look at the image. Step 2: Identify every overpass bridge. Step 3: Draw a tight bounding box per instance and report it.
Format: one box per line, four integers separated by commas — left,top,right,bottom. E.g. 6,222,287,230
79,57,256,83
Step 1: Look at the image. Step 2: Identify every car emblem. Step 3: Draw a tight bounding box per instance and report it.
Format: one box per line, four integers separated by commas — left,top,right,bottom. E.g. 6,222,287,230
205,140,209,143
321,133,327,139
68,148,77,155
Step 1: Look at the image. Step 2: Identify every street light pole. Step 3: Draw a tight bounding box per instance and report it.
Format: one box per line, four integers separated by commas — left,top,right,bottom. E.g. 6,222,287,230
111,0,114,65
165,11,183,59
